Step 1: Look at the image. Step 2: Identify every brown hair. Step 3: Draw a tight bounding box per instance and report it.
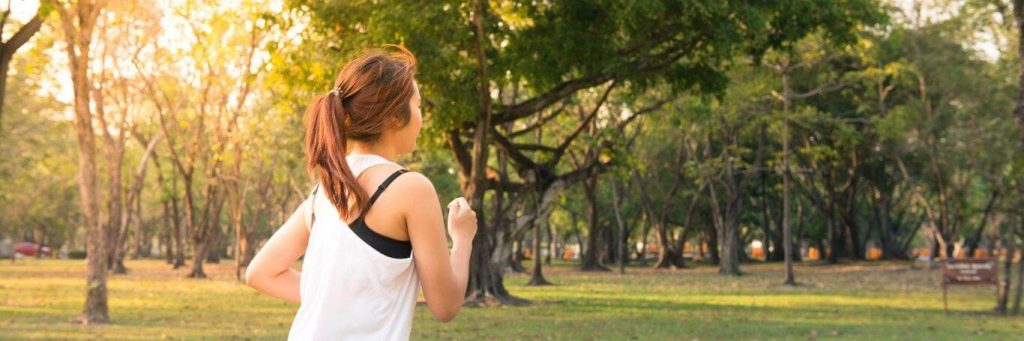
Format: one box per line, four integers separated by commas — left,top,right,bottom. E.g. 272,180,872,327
304,45,417,221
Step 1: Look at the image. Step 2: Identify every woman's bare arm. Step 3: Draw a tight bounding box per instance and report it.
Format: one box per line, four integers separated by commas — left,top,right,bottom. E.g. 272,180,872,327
399,171,476,322
244,195,312,304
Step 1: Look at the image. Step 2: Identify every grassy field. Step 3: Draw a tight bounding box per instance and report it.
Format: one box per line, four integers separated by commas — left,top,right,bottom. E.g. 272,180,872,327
1,258,1021,340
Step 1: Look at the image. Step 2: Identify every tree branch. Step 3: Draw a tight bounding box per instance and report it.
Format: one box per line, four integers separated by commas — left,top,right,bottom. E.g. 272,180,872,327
508,102,567,137
547,80,617,167
493,74,614,124
3,14,42,53
445,129,473,178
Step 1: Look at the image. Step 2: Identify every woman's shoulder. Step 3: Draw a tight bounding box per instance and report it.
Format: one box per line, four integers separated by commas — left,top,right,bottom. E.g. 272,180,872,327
389,170,436,197
372,169,438,223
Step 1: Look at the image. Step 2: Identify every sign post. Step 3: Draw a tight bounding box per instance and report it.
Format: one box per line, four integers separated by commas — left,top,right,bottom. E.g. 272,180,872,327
940,258,998,313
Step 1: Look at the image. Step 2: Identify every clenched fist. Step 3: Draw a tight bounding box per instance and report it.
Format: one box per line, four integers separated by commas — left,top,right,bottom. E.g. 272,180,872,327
446,197,478,243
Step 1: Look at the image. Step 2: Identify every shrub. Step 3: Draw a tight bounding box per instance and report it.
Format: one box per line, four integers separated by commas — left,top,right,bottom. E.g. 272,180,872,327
68,250,87,259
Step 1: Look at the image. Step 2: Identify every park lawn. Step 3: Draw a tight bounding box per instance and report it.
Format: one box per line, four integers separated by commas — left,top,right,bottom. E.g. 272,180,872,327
1,258,1021,340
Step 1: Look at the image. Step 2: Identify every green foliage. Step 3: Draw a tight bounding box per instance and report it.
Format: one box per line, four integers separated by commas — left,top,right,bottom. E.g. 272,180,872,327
68,250,87,259
283,0,887,129
0,23,79,245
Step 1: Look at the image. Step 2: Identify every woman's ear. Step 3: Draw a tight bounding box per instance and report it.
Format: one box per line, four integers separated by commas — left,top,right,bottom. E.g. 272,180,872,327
390,114,407,129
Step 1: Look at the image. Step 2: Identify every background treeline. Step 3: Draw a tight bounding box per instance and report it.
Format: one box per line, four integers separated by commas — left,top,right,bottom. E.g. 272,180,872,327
2,0,1024,322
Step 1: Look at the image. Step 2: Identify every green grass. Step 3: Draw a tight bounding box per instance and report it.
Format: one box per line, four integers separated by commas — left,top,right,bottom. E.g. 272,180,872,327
1,258,1021,340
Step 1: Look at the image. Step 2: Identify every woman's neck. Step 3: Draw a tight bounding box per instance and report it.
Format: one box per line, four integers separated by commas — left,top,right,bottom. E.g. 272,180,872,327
347,141,399,162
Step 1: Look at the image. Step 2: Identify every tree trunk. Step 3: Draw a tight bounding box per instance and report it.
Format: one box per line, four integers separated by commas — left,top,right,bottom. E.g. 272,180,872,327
509,240,526,273
636,212,649,266
720,223,741,276
652,224,680,268
106,142,126,274
581,175,609,272
574,225,585,263
794,201,805,262
840,180,865,260
526,204,552,286
463,184,527,305
611,180,627,274
707,226,720,265
163,201,174,264
205,190,226,264
188,178,222,277
967,190,1000,258
827,182,843,264
132,199,145,260
189,239,209,279
171,188,185,269
780,92,795,284
546,222,555,265
761,125,783,263
233,204,248,280
707,176,740,276
51,0,110,323
633,178,681,269
206,222,222,264
602,222,614,265
782,156,795,285
1013,238,1024,315
873,192,907,260
997,232,1015,315
457,0,529,306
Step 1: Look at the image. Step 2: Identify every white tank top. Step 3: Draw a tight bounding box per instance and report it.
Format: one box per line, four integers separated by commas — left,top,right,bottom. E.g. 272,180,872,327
288,153,420,340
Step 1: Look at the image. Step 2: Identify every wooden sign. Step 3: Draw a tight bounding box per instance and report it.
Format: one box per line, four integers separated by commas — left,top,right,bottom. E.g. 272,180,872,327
940,259,998,313
942,259,998,285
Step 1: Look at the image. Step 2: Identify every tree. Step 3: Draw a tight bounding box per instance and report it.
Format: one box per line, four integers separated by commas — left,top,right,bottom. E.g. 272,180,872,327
632,107,701,269
132,0,271,278
46,0,110,324
0,2,43,140
86,0,164,274
764,36,848,282
0,28,79,255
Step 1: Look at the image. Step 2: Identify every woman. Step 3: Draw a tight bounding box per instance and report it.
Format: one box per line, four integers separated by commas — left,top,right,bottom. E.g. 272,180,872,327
245,45,478,340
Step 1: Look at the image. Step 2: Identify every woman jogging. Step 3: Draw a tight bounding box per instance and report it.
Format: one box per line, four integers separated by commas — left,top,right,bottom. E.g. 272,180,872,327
244,45,478,340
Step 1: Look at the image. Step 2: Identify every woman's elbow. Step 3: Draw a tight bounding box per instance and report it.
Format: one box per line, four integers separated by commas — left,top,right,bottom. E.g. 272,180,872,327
431,307,459,323
431,300,464,322
244,266,260,288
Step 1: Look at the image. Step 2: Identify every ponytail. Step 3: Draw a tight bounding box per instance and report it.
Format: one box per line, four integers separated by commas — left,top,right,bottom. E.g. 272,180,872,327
304,45,417,221
304,90,368,221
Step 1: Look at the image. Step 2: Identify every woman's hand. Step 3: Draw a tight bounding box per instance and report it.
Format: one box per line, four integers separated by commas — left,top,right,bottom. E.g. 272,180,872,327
446,197,477,243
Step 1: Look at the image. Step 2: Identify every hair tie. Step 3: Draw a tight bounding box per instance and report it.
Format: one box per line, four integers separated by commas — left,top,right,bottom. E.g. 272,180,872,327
327,88,347,120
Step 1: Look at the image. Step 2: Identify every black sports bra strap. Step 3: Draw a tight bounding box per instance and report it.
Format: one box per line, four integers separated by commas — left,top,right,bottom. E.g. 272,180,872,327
310,183,320,227
362,168,409,215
